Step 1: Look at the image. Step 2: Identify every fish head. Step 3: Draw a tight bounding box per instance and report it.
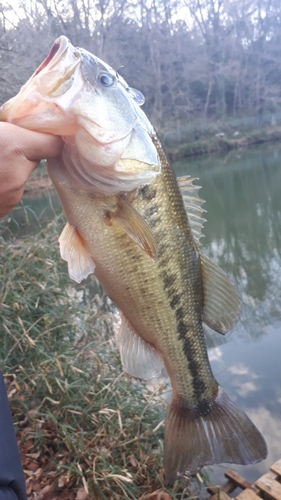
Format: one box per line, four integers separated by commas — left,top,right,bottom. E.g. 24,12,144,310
0,36,161,193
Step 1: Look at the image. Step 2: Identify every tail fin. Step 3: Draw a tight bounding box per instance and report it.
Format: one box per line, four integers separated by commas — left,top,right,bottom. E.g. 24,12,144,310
164,386,267,484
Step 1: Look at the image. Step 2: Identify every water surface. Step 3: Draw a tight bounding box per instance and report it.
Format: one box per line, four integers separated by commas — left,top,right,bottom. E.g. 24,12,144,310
174,143,281,487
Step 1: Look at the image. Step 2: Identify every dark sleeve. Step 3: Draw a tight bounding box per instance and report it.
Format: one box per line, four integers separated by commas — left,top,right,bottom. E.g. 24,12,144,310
0,373,27,500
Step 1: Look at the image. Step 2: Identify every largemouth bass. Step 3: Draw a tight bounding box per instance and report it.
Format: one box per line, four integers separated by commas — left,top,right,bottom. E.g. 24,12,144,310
0,36,267,483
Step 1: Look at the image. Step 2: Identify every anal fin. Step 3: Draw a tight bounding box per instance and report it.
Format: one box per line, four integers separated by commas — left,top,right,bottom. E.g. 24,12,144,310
59,223,96,283
117,314,164,380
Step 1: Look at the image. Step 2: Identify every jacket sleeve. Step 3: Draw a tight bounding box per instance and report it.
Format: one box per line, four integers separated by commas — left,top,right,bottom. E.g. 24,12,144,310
0,373,27,500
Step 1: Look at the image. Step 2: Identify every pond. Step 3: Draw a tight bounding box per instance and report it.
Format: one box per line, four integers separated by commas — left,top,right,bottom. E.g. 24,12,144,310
174,143,281,486
2,142,281,489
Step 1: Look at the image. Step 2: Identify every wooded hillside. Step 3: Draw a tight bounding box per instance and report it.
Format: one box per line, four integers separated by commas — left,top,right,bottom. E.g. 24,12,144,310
1,0,281,130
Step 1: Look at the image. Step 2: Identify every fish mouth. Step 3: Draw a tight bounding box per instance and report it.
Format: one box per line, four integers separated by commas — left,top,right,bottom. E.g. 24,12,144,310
0,35,160,190
34,38,62,76
0,36,81,126
35,36,77,78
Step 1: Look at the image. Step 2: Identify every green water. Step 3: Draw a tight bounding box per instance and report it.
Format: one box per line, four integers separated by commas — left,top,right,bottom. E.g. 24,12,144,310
174,144,281,338
2,142,281,486
174,144,281,485
0,189,61,238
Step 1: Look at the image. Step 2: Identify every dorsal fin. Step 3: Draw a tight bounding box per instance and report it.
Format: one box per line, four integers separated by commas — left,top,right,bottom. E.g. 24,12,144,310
200,251,241,334
177,175,207,243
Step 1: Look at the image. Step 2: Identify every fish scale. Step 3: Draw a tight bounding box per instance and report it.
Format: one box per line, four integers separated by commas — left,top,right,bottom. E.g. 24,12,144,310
131,138,215,404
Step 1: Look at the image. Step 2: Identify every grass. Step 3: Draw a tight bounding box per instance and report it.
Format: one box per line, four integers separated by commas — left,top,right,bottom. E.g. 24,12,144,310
0,211,209,499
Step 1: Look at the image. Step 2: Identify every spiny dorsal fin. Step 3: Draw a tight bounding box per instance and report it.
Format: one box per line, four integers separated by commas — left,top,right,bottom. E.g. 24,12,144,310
59,223,96,283
109,198,157,261
117,314,164,380
200,251,241,334
177,175,207,243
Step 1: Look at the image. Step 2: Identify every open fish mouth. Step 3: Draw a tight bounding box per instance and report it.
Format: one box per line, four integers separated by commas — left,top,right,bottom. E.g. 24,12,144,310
34,36,71,77
0,36,161,194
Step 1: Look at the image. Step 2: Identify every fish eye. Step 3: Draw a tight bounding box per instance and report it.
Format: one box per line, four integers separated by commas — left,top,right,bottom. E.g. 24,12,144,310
98,72,115,87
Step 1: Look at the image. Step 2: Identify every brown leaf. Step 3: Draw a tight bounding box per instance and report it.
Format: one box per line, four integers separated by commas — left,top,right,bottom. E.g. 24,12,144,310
141,490,172,500
99,446,111,458
76,487,89,500
27,462,39,472
32,482,42,492
40,483,52,496
128,454,139,467
26,482,33,495
23,440,34,453
58,476,65,488
7,387,17,398
26,452,40,459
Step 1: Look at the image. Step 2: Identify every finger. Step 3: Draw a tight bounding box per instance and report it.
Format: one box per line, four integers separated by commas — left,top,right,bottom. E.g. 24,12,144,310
22,130,63,162
0,123,63,162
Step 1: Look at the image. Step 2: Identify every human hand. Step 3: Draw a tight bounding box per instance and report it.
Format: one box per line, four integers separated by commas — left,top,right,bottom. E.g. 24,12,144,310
0,122,63,217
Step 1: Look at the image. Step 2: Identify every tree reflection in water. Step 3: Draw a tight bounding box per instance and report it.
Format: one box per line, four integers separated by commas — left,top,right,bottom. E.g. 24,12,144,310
174,143,281,344
174,143,281,484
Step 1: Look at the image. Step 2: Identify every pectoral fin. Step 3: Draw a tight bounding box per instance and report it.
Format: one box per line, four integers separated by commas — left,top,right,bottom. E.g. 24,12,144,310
59,223,96,283
109,199,157,261
200,251,241,334
117,314,164,380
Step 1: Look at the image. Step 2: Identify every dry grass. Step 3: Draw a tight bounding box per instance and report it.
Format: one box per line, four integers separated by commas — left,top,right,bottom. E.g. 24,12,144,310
0,210,210,499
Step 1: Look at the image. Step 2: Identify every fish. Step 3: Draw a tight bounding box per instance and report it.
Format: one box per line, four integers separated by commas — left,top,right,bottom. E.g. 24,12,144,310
0,36,267,484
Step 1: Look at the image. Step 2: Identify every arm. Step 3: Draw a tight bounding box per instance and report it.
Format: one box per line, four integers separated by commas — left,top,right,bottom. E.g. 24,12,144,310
0,123,62,217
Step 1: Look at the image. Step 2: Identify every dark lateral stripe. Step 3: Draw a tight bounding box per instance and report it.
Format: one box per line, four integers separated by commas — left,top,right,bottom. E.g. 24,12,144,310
170,294,181,309
145,206,158,217
160,267,209,409
177,318,207,406
149,217,161,228
162,273,177,289
155,213,210,411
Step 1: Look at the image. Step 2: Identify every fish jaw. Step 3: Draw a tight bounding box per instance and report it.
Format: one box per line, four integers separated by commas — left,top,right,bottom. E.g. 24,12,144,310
0,36,82,134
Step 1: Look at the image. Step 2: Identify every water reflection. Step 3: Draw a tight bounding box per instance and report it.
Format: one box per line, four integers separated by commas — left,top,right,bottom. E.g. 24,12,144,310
174,143,281,486
207,325,281,485
0,189,61,238
174,144,281,341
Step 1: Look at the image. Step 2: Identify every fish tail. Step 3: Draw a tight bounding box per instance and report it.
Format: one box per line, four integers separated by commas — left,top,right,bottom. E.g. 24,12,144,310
164,386,267,484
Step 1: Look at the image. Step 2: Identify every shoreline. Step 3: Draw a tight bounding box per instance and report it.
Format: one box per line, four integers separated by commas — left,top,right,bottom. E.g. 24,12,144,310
24,127,281,197
168,126,281,161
